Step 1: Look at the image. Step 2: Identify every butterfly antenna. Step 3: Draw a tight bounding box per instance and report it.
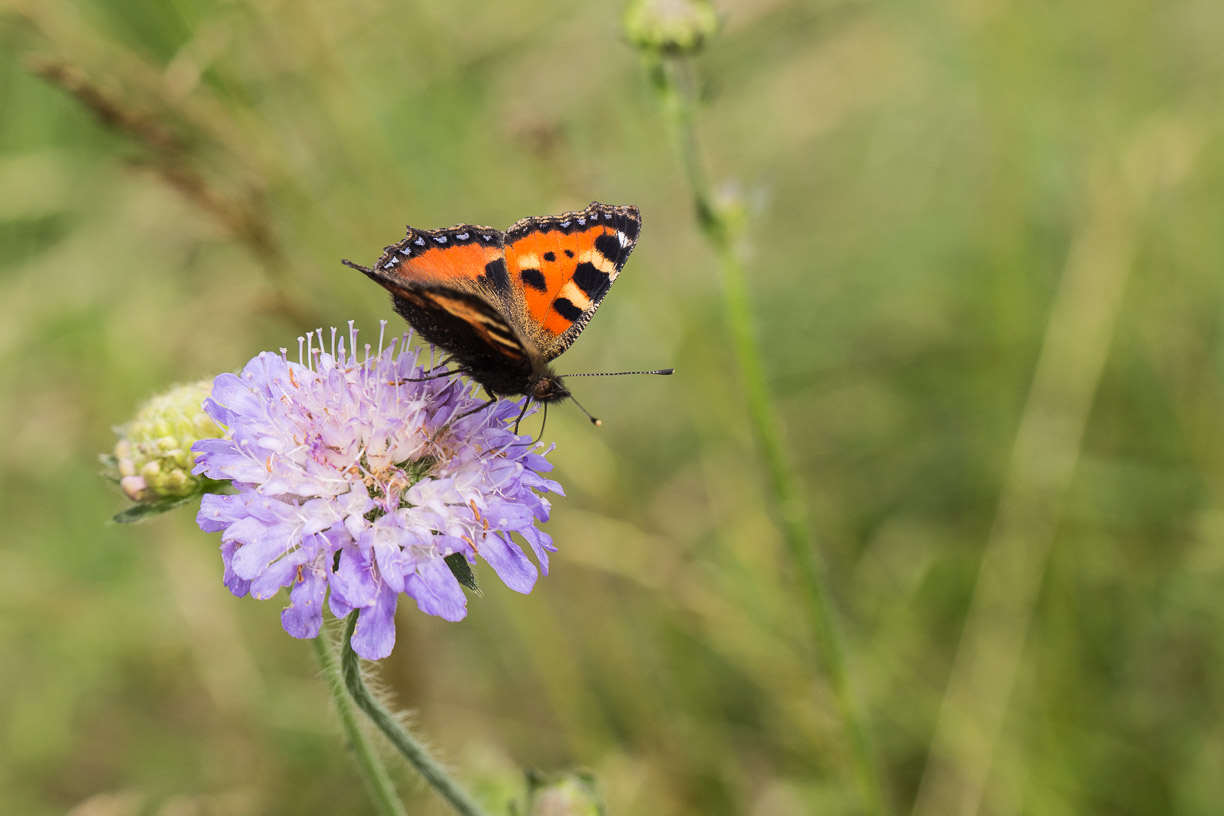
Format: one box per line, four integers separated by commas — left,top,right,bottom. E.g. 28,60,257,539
567,394,602,427
562,368,676,377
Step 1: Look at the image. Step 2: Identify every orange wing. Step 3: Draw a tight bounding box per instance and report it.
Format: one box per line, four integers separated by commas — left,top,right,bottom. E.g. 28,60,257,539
503,202,640,360
371,223,510,302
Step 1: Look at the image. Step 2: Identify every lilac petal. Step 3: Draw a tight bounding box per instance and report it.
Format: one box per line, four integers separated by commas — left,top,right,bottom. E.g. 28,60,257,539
332,543,379,608
198,493,241,533
360,522,414,594
483,498,535,532
208,372,264,417
281,561,328,639
329,593,353,619
479,533,537,594
521,470,565,496
518,527,554,574
351,583,399,660
250,549,302,599
220,539,252,597
404,558,467,621
228,522,295,580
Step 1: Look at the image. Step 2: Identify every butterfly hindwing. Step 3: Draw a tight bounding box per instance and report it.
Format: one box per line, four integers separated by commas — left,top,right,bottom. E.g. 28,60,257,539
358,268,537,390
504,202,641,361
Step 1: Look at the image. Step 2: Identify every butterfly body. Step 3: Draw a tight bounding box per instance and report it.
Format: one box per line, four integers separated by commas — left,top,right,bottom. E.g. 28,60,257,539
345,202,641,406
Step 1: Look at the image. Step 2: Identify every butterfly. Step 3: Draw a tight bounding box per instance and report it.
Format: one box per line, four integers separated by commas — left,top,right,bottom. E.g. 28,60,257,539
343,202,668,423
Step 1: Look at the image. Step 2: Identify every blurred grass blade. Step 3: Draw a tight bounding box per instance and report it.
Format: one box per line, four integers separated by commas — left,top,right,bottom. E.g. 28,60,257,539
913,123,1202,816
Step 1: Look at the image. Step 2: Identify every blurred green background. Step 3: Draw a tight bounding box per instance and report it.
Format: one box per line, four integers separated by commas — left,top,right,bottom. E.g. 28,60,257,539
3,0,1224,814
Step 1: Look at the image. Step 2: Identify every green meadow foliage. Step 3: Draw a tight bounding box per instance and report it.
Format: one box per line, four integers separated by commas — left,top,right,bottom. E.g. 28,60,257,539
2,0,1223,813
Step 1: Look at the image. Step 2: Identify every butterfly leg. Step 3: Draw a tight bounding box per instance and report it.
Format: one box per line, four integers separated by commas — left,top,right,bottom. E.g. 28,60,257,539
512,398,533,435
403,366,469,383
449,396,499,423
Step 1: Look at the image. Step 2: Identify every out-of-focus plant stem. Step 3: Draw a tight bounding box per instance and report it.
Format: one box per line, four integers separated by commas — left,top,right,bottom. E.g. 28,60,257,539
340,613,495,816
312,626,408,816
645,53,891,816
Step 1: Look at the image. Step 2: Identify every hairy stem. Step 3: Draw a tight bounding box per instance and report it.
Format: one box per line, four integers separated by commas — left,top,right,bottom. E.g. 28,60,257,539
311,627,408,816
340,613,494,816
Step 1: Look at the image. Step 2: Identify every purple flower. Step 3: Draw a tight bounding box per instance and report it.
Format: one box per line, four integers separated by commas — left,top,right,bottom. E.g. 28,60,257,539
192,324,562,659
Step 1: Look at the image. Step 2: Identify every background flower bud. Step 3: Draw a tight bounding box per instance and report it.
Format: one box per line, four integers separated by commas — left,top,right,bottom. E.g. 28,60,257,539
623,0,719,55
107,380,224,515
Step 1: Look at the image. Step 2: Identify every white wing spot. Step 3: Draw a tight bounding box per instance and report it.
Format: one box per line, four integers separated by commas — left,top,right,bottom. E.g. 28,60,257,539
617,231,632,248
560,220,571,228
435,236,447,243
456,232,470,240
414,237,426,246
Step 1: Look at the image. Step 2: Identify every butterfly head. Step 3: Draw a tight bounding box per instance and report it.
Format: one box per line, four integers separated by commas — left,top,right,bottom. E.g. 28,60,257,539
530,373,571,404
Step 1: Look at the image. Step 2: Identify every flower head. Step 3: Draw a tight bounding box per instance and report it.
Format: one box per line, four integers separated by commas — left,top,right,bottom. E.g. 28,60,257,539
106,381,225,520
192,324,562,659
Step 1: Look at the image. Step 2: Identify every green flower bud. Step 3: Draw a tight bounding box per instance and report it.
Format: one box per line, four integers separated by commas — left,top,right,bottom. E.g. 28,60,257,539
108,380,223,517
524,771,603,816
624,0,719,55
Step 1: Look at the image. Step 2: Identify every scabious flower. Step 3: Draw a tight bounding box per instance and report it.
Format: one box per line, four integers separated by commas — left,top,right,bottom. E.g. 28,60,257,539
192,323,562,660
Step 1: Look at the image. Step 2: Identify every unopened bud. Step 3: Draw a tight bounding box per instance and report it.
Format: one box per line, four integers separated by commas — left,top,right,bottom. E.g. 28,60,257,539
624,0,719,55
107,380,223,517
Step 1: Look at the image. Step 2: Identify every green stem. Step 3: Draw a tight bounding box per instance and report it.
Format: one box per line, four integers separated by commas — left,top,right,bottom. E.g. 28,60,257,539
311,627,408,816
340,613,494,816
647,53,891,816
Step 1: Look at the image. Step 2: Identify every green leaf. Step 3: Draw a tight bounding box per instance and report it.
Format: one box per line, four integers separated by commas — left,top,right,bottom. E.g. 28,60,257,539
444,552,479,591
111,497,192,524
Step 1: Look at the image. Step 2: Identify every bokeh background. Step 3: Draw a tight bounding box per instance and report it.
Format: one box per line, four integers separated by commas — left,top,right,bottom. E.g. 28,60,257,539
3,0,1224,814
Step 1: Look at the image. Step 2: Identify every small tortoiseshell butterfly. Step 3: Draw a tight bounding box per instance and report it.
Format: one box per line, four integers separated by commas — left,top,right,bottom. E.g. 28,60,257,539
343,202,669,423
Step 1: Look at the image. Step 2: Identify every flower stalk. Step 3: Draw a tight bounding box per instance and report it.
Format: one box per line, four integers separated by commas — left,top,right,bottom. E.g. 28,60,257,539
311,625,408,816
634,19,892,816
340,612,494,816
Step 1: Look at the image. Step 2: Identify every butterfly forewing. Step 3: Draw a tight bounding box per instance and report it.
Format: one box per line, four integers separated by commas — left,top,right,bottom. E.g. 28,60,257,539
375,224,511,304
504,202,640,360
